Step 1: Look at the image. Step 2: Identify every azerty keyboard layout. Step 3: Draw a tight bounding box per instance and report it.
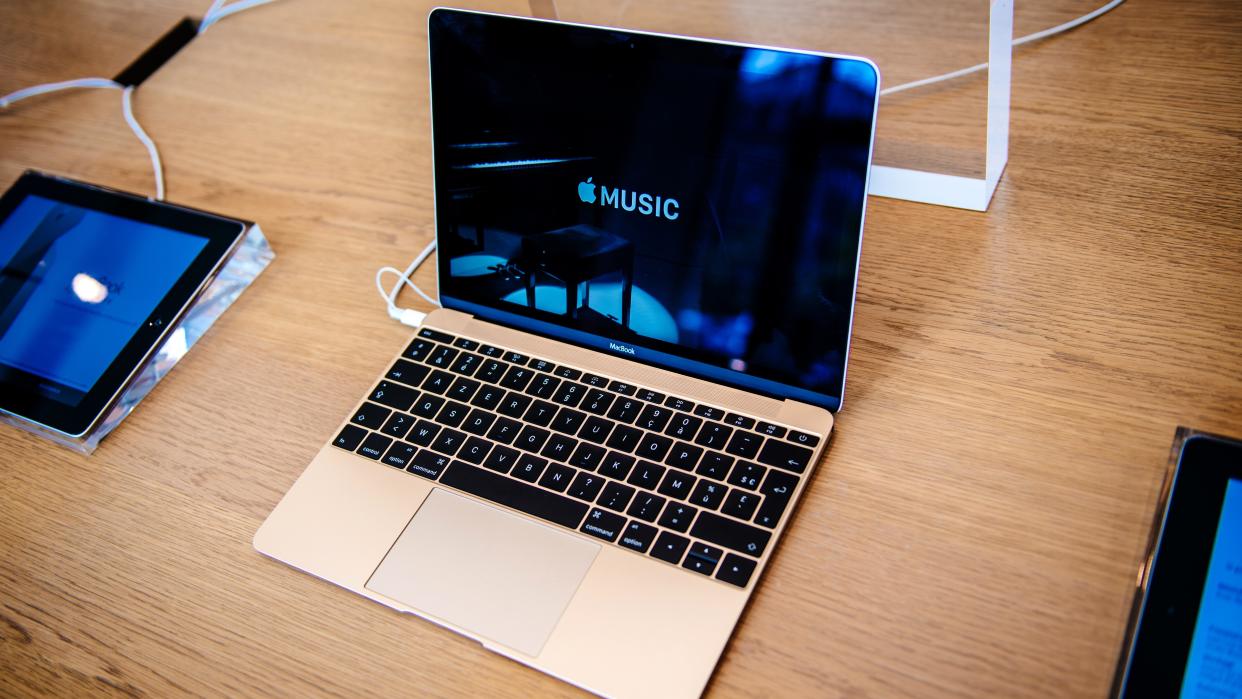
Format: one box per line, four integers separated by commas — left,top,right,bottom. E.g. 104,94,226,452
331,327,821,589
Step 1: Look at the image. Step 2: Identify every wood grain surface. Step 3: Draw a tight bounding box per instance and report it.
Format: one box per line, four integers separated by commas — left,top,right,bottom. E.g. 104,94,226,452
1,0,1240,697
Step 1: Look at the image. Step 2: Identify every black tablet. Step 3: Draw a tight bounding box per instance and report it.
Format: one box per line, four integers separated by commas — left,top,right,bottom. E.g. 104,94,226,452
1115,434,1242,698
0,171,247,438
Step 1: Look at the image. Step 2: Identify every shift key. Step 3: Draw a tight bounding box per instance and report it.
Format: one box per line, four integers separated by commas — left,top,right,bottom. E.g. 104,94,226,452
690,511,772,558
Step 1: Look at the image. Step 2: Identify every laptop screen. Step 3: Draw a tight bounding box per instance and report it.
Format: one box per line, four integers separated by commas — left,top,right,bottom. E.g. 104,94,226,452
428,9,878,412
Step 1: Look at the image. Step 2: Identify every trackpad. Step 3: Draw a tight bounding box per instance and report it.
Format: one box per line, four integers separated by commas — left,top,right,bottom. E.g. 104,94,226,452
366,488,599,657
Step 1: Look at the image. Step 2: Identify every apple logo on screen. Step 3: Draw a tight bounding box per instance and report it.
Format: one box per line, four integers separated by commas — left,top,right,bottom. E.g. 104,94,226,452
577,177,597,204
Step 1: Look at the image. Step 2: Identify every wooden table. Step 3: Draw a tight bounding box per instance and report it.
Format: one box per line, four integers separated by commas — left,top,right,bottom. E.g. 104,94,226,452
2,0,1239,696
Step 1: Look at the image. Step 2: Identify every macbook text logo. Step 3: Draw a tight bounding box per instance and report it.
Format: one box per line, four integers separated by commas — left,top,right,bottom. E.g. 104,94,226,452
577,177,679,220
608,342,636,355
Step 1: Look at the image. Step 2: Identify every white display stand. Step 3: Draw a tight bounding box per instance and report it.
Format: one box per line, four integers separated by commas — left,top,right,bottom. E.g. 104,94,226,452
867,0,1013,211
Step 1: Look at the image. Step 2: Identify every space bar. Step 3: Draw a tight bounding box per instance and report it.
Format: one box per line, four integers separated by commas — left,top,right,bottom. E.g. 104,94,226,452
440,461,589,530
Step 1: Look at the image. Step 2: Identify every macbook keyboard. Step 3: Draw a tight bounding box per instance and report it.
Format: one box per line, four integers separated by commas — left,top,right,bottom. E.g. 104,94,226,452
331,327,821,588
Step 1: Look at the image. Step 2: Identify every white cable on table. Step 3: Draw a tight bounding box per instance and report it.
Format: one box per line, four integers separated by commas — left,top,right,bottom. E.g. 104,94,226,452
121,86,165,201
199,0,283,33
0,77,121,109
881,0,1126,96
376,239,440,326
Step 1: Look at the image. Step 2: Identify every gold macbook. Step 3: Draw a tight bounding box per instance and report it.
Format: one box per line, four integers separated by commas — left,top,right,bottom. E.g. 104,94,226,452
256,9,878,697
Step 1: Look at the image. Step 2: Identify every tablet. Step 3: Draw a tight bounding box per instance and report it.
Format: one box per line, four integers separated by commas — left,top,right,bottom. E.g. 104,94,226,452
1115,434,1242,698
0,171,247,438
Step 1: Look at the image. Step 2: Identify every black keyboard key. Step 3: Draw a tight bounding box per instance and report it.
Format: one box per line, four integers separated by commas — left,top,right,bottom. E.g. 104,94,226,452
683,542,723,576
479,344,503,358
458,436,492,465
530,359,556,373
608,381,636,396
461,409,496,436
722,489,760,520
551,407,587,435
578,415,613,443
440,461,587,529
497,392,532,418
407,419,440,446
628,460,665,490
380,412,415,439
351,401,392,429
512,454,548,482
581,389,614,415
716,554,757,588
411,394,445,419
430,428,466,456
515,425,550,453
755,470,798,528
447,377,480,402
541,433,578,462
503,351,529,365
658,471,696,501
651,531,690,564
725,413,756,430
569,442,607,471
637,404,673,432
435,401,470,428
524,400,558,427
370,381,417,411
483,445,519,474
356,433,392,460
470,385,505,410
381,441,418,470
691,511,772,558
695,423,733,450
665,442,703,471
637,433,673,462
607,397,642,423
619,521,658,553
500,366,535,391
403,338,434,361
599,452,635,480
581,507,626,542
552,382,587,407
690,481,727,510
567,472,605,502
757,421,787,438
333,424,367,451
386,359,430,388
527,373,561,399
727,461,766,490
664,396,694,412
597,481,635,512
452,337,479,351
408,450,450,480
425,345,459,369
450,353,482,376
626,492,665,522
758,440,813,473
420,370,455,395
539,463,576,492
788,430,820,447
418,328,455,343
606,424,642,452
725,431,763,459
664,412,702,440
476,359,507,384
555,366,583,381
697,452,734,480
636,388,663,403
486,416,521,444
693,405,724,421
582,373,608,387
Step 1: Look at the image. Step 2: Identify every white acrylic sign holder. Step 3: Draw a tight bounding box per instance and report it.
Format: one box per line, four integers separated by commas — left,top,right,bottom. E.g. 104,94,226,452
868,0,1014,211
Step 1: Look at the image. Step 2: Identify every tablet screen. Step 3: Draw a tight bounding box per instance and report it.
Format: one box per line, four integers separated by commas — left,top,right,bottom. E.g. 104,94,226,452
1181,478,1242,697
0,195,208,407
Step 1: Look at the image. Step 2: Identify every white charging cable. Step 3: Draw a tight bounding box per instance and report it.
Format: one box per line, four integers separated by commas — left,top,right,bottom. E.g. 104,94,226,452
375,239,440,327
881,0,1125,96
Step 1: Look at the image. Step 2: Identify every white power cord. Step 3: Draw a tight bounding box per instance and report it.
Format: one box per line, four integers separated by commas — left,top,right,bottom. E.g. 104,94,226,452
121,86,165,200
881,0,1125,96
375,239,440,327
199,0,283,33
